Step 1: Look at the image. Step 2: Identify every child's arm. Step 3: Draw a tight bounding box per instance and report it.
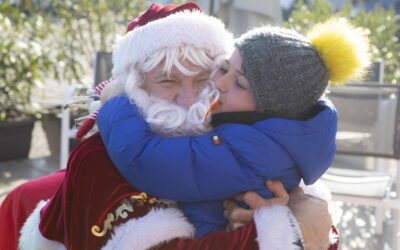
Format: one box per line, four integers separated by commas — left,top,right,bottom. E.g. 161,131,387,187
97,95,281,202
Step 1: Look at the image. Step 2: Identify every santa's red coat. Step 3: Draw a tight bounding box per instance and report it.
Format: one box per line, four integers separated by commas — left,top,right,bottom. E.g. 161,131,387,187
0,170,65,250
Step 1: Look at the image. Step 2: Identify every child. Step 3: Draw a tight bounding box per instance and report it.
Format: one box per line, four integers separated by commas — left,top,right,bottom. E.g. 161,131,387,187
97,17,370,241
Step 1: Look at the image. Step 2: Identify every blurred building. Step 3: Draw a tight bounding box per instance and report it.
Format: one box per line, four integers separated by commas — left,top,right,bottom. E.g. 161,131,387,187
284,0,400,15
195,0,283,35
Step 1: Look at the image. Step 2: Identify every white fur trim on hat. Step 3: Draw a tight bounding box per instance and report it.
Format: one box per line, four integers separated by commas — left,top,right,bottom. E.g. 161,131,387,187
102,207,194,250
254,205,304,250
112,10,233,77
19,200,66,250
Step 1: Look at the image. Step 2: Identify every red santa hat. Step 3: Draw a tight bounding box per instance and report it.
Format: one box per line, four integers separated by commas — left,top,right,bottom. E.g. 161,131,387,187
126,2,201,33
75,2,233,140
111,5,232,78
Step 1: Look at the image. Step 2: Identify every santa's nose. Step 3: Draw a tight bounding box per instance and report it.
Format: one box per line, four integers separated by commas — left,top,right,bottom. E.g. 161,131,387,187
176,85,196,108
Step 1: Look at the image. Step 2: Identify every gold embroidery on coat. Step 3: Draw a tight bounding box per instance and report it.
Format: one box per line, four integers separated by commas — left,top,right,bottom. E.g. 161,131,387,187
91,193,160,237
91,213,115,237
91,199,133,237
130,192,148,206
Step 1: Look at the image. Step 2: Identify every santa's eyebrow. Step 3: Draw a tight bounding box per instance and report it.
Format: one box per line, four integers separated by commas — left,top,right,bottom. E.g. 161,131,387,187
154,70,170,79
154,75,174,82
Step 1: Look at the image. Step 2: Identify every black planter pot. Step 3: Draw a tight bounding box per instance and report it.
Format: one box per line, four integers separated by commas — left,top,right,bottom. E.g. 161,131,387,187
41,112,80,156
0,119,35,162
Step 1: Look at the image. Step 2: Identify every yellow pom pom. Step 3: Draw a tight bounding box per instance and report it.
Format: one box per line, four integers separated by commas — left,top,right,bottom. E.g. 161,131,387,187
307,18,371,85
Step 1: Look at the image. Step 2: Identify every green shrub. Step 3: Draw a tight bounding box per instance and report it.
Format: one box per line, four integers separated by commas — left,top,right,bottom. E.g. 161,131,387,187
0,1,146,121
0,5,52,121
285,0,400,84
29,0,146,85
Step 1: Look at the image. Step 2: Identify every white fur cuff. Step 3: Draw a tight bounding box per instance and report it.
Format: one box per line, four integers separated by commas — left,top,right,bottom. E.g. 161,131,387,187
19,200,66,250
254,205,304,250
102,207,194,250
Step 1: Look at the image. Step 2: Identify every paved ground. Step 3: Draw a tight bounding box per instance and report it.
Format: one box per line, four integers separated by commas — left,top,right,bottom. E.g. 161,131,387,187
0,121,55,204
0,121,398,249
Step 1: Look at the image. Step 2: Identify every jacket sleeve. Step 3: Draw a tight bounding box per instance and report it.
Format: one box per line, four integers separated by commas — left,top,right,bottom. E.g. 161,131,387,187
97,95,267,202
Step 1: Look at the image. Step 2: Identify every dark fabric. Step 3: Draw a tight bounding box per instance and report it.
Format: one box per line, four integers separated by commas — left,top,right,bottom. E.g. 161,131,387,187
0,170,65,250
210,103,326,127
210,111,269,127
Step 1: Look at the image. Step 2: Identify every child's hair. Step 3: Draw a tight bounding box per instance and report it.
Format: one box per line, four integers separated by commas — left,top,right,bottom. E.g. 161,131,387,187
235,18,371,119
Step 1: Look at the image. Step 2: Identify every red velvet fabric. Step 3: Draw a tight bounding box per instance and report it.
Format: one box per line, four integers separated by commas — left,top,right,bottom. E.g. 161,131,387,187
158,221,258,250
126,2,201,33
0,170,65,250
39,133,144,249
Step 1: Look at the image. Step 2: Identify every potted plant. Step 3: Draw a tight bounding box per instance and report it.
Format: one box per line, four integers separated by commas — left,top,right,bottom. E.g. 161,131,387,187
0,1,148,161
0,5,52,161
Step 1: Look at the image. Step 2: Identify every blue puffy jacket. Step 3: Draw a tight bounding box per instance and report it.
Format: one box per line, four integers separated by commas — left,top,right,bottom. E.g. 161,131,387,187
97,95,337,237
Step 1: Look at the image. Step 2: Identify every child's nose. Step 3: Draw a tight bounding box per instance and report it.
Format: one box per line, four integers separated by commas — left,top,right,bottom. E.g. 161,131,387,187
215,76,229,93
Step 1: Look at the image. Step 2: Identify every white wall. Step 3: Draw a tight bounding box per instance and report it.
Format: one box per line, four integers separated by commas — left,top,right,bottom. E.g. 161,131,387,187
195,0,283,35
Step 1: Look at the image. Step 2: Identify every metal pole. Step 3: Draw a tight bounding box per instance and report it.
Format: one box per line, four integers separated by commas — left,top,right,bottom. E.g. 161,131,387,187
60,87,74,169
393,160,400,250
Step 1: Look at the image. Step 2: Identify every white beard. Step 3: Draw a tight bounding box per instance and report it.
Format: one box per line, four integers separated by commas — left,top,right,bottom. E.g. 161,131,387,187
139,81,218,137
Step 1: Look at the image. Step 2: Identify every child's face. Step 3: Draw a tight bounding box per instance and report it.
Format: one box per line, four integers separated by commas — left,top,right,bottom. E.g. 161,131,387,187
212,49,256,114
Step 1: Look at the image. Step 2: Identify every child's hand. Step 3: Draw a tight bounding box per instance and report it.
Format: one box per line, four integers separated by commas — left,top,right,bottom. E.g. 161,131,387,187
223,180,289,231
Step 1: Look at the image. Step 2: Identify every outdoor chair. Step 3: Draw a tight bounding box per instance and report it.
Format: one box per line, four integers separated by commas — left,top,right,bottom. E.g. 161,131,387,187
321,83,400,249
60,51,112,169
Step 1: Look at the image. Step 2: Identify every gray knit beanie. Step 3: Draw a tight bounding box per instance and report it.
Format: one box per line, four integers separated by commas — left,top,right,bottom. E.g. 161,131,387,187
235,26,329,119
